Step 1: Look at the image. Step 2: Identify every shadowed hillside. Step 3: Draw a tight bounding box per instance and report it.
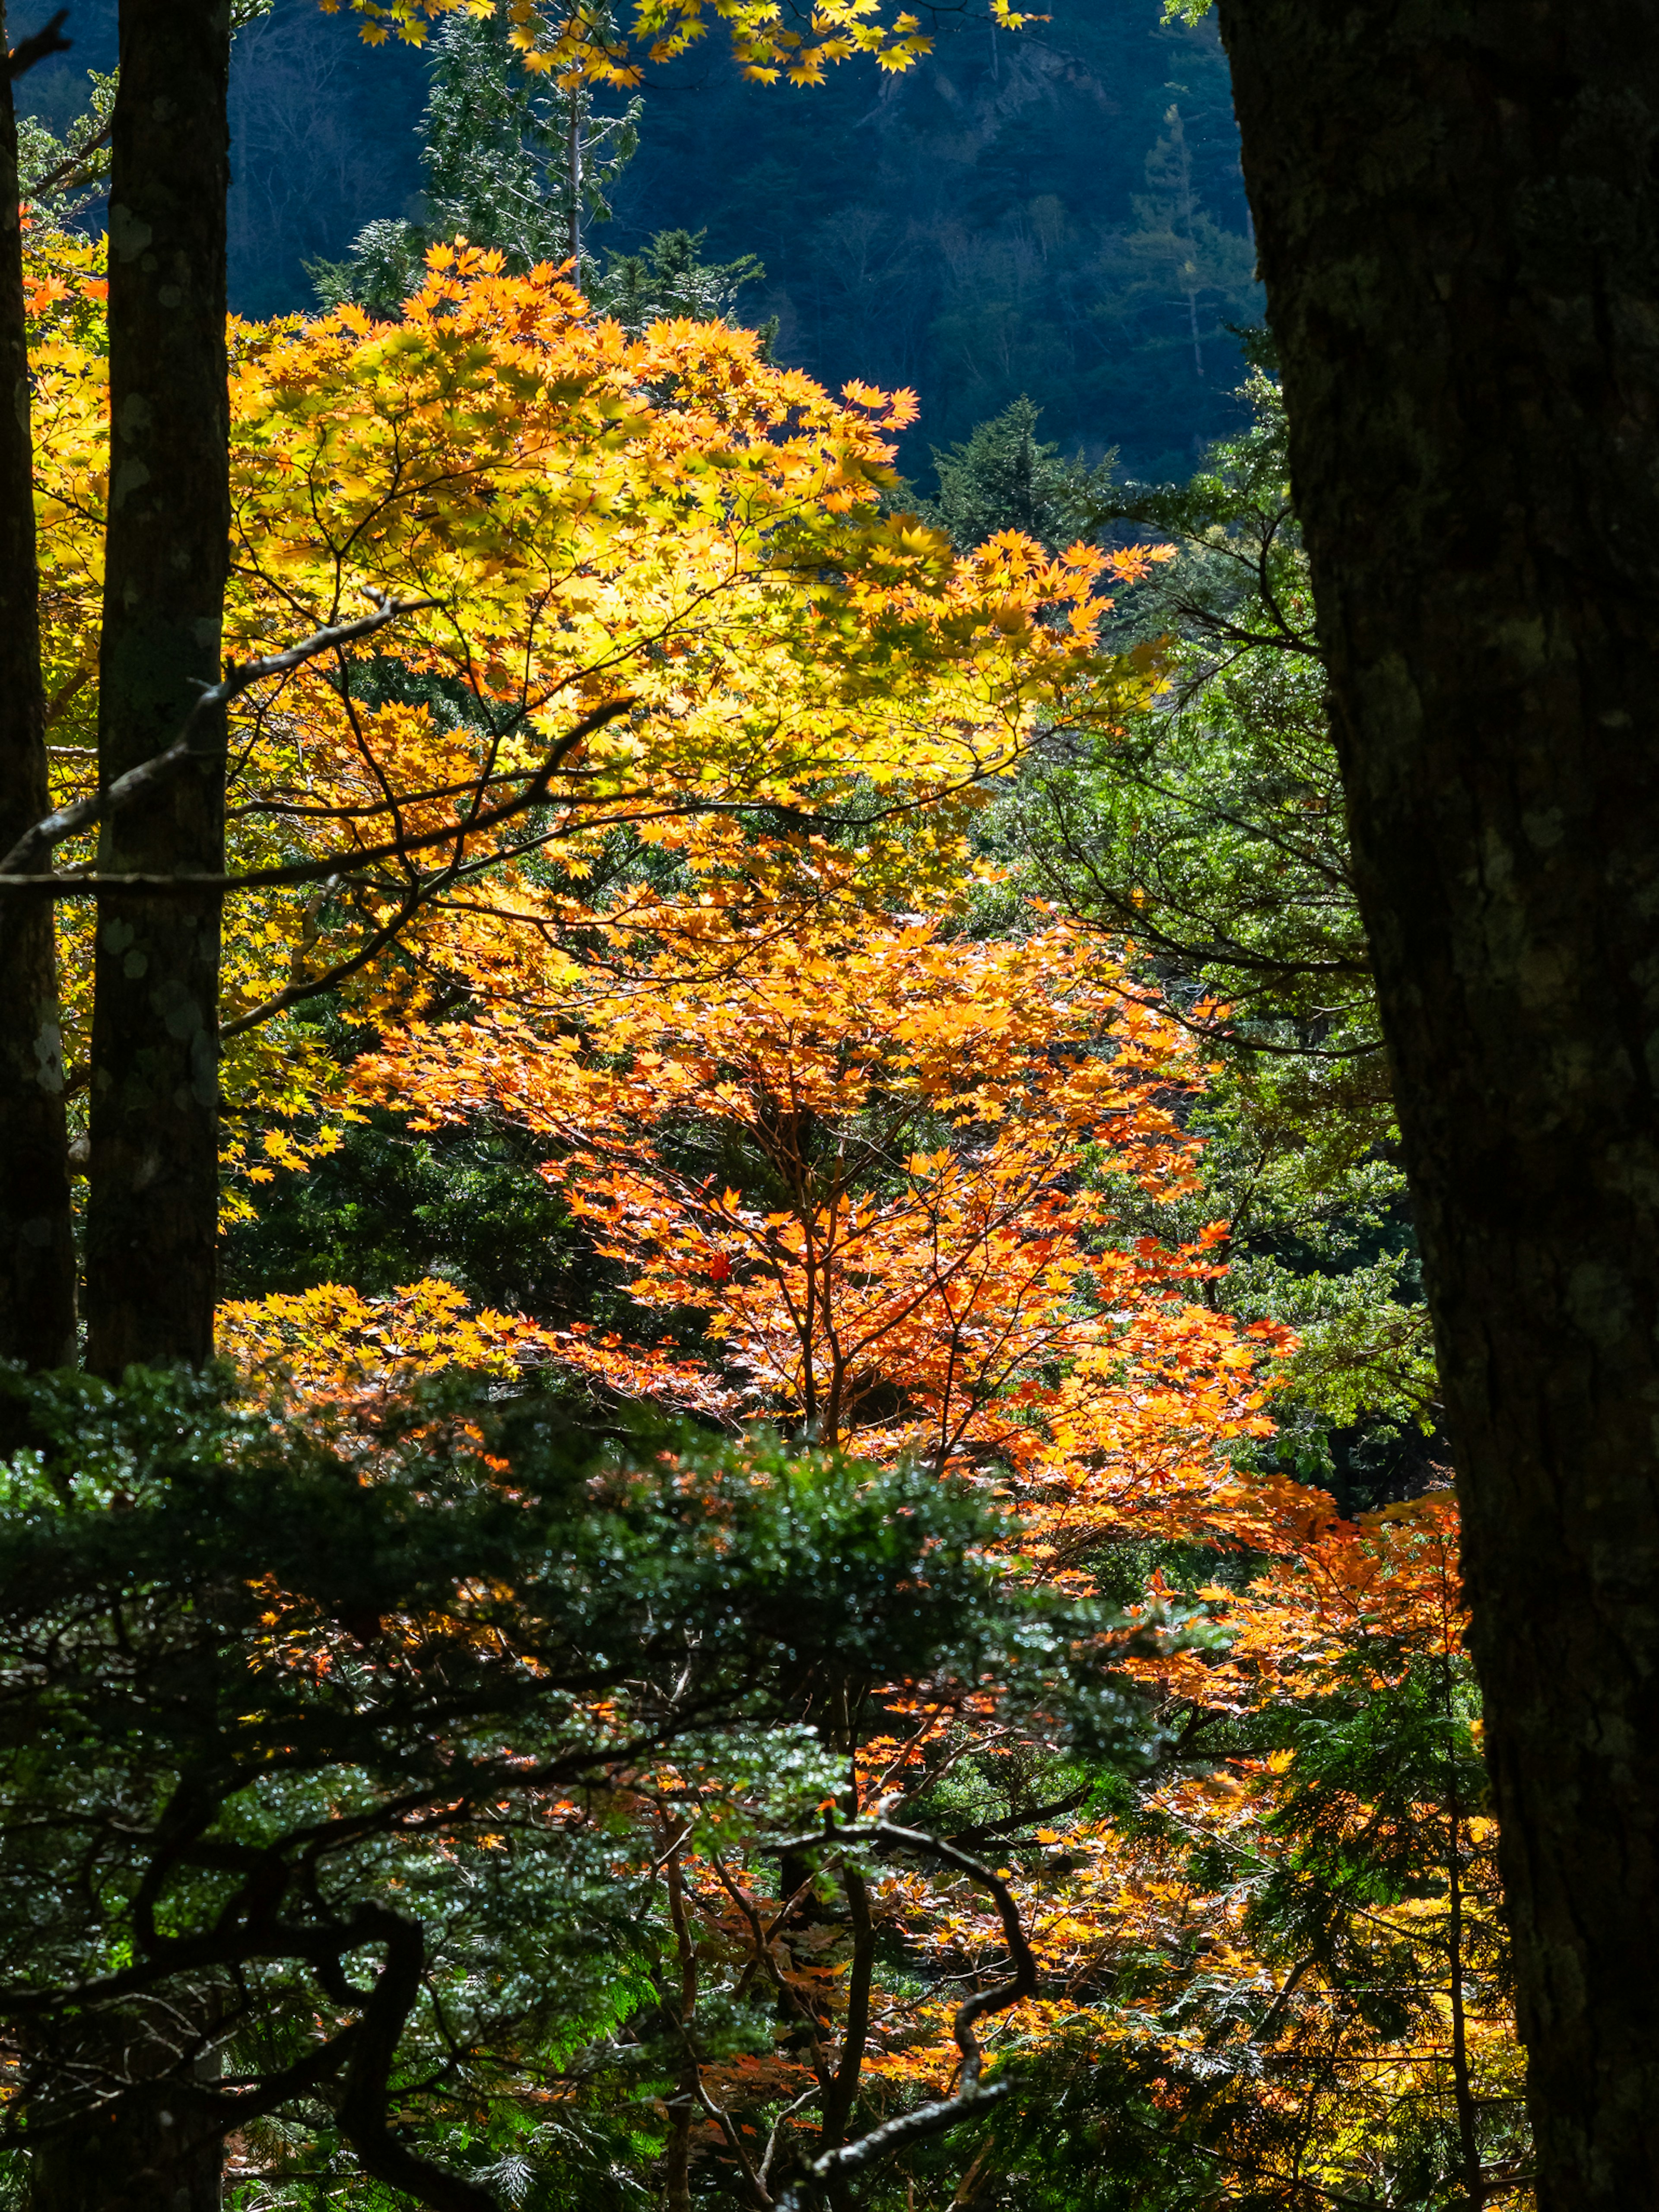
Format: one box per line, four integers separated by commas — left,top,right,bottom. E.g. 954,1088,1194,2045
17,0,1260,477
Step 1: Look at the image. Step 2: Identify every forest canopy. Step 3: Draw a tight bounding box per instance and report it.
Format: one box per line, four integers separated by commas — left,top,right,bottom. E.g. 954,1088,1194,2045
13,1,1645,2208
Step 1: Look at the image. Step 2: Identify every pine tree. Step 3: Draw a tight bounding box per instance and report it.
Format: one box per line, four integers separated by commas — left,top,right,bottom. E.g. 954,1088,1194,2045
311,8,639,312
588,224,766,339
922,395,1112,554
1110,101,1259,383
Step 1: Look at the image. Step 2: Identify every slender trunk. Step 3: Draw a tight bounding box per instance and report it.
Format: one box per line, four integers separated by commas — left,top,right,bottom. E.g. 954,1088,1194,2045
1171,106,1204,379
663,1847,698,2212
949,2148,993,2211
83,0,230,1377
1214,5,1659,2203
0,2,76,1375
817,1865,873,2161
1443,1662,1483,2211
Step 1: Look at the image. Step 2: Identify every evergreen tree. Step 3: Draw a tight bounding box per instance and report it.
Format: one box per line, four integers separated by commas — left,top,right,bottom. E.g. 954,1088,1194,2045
922,395,1113,555
311,8,639,313
589,225,767,340
1106,99,1259,381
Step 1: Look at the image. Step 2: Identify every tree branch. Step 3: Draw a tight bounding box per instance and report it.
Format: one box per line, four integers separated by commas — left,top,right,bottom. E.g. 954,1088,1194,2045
27,112,111,198
817,1862,873,2156
336,1903,502,2212
217,879,425,1041
0,595,440,882
4,10,69,81
764,1820,1038,2212
941,1785,1090,1851
0,694,635,897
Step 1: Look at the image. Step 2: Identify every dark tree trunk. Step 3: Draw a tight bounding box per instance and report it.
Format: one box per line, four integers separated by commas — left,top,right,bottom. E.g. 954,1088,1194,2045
0,3,76,1374
83,0,230,1377
1213,4,1659,2203
28,2093,220,2212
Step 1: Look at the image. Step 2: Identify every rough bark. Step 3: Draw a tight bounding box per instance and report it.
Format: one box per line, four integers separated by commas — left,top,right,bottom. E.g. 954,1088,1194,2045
1212,4,1659,2203
0,1,76,1374
83,0,230,1377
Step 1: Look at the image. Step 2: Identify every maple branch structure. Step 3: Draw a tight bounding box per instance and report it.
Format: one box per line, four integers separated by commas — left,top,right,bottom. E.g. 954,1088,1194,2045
3,9,69,83
0,690,636,899
0,594,440,883
762,1818,1039,2212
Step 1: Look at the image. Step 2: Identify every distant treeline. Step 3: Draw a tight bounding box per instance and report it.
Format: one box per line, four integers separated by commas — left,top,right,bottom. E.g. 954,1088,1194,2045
17,0,1262,481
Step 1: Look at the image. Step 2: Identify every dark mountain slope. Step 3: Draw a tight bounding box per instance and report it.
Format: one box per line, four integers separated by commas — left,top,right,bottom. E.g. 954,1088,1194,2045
17,0,1259,477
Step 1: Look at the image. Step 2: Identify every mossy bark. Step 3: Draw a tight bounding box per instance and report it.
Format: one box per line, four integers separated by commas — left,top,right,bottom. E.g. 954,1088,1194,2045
1214,3,1659,2202
83,0,231,1376
0,4,76,1373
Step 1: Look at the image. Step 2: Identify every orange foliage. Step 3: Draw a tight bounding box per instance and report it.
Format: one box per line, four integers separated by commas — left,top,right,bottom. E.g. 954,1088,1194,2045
354,904,1292,1594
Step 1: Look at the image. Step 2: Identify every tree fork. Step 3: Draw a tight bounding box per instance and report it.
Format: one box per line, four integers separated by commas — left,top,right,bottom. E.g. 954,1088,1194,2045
0,1,76,1375
1214,3,1659,2202
83,0,231,1376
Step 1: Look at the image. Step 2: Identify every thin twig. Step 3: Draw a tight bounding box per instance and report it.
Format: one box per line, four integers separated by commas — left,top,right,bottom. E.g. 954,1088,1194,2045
0,596,439,882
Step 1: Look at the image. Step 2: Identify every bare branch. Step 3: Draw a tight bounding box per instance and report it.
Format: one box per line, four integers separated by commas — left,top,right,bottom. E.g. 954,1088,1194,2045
763,1819,1038,2212
760,2087,821,2196
676,2030,772,2212
0,596,440,882
5,10,69,81
0,695,635,898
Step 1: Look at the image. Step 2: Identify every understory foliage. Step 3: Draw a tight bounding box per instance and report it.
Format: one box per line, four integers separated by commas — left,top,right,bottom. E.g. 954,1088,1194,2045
8,165,1530,2209
0,1364,1133,2207
987,357,1440,1507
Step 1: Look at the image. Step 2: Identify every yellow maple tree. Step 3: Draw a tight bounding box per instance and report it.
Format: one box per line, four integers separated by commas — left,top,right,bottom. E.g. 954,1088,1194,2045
323,0,1038,85
25,227,1157,1217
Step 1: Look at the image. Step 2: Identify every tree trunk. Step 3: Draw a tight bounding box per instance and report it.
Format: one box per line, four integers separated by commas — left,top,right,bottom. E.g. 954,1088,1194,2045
0,3,76,1375
83,0,231,1376
1213,4,1659,2204
28,2092,220,2212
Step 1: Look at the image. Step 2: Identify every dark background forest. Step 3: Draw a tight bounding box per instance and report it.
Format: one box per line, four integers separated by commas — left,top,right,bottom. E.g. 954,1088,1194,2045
16,0,1261,481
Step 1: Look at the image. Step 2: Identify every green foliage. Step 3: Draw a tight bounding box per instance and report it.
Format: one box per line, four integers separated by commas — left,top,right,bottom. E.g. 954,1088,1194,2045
922,395,1114,555
302,21,763,343
980,365,1441,1505
590,226,768,340
310,7,640,311
1102,102,1259,385
0,1366,1148,2202
222,1109,594,1322
15,68,116,226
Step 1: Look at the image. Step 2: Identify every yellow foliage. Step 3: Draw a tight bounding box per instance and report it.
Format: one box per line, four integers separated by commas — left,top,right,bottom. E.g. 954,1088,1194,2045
26,229,1156,1222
